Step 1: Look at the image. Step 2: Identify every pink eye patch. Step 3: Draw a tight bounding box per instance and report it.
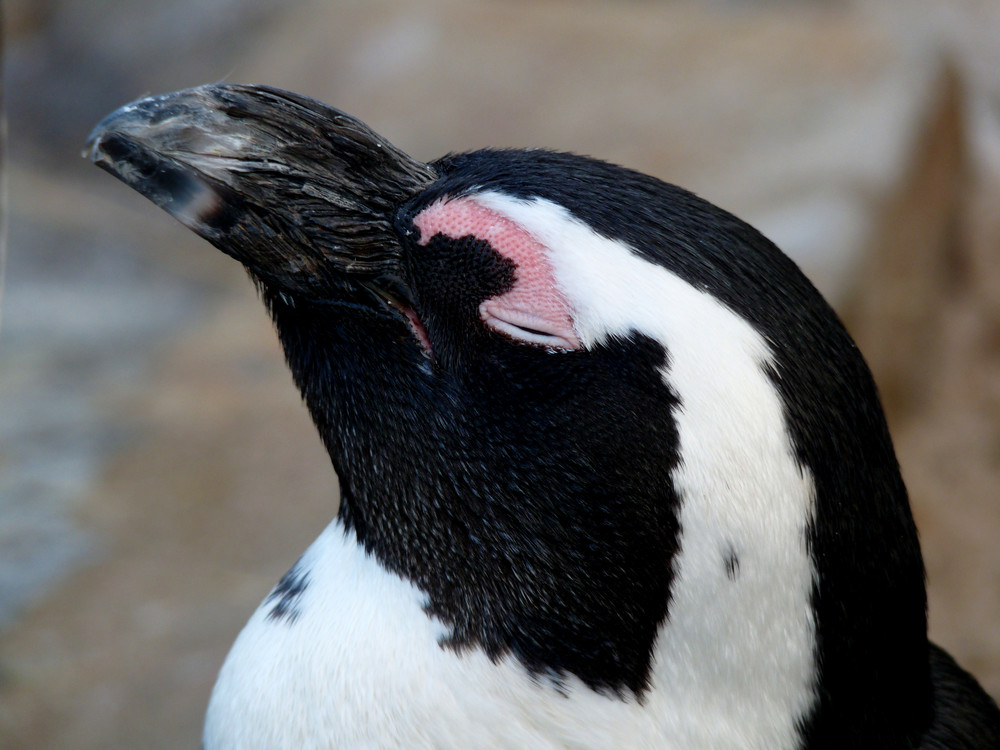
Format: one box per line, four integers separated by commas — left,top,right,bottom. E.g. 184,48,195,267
412,197,581,350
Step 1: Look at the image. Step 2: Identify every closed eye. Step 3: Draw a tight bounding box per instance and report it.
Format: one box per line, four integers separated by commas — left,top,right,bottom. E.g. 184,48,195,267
480,300,580,350
514,325,548,338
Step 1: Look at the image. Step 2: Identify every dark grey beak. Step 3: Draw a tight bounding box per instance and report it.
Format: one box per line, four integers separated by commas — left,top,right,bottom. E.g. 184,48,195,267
85,84,435,298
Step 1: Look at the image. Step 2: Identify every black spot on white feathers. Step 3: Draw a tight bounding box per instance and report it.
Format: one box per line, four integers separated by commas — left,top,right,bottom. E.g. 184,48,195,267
723,546,740,581
266,565,310,623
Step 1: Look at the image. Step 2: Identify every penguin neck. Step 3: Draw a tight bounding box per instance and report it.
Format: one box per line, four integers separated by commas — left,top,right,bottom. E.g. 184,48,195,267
263,291,426,540
266,293,684,696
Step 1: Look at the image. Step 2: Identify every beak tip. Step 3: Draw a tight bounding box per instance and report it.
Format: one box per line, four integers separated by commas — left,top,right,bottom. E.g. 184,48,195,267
83,98,148,165
82,128,106,162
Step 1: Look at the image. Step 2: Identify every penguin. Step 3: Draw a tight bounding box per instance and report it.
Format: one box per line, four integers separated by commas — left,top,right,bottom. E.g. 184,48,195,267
86,84,1000,750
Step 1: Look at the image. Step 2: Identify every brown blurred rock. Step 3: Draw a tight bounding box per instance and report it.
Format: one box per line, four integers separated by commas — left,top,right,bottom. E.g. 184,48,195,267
845,62,968,419
846,57,1000,699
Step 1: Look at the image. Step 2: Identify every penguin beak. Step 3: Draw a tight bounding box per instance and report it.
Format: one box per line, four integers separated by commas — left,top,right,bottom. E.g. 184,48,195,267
85,84,436,299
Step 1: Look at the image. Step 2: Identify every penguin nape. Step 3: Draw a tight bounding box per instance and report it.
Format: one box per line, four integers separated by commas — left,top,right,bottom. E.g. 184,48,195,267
86,84,1000,750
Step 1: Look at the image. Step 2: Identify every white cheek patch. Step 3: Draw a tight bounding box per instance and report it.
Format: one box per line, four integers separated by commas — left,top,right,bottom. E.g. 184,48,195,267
412,198,581,349
471,192,819,749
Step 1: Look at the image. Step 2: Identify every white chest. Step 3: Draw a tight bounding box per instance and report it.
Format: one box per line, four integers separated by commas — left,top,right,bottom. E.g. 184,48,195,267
203,517,815,750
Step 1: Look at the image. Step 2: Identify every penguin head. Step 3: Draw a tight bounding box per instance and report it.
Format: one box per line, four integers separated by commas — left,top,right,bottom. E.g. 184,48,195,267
88,84,929,738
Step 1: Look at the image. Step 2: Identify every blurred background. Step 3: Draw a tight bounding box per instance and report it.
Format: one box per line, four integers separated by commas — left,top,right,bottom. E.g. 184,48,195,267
1,0,999,746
